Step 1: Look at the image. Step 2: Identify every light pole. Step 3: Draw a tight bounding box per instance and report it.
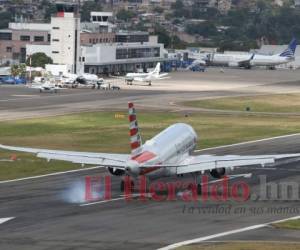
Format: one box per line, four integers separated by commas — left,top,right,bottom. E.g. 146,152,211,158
28,54,32,84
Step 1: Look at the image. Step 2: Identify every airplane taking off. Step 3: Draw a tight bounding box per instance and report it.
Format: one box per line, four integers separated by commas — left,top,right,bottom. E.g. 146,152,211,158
1,102,300,194
115,63,169,86
190,38,297,69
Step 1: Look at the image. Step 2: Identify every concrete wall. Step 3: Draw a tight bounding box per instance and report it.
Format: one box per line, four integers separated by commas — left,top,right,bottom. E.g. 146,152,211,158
0,29,49,64
26,44,51,58
50,13,81,73
9,22,51,31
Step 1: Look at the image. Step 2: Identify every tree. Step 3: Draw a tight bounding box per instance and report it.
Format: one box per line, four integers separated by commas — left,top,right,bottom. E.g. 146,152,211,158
11,0,24,4
153,6,164,14
81,1,102,22
26,53,53,68
0,11,13,29
171,0,184,10
11,64,26,77
186,22,218,37
43,1,57,21
153,26,172,47
152,25,185,49
116,9,136,21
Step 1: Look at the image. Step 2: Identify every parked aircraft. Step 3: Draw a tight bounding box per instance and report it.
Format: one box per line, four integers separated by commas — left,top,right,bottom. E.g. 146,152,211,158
30,82,65,93
190,38,297,69
113,63,169,86
61,73,103,88
1,102,300,194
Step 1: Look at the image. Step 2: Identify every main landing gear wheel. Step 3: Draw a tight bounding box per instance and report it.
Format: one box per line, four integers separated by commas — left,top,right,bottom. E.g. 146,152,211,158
197,184,202,195
190,173,202,195
120,179,134,192
187,183,202,195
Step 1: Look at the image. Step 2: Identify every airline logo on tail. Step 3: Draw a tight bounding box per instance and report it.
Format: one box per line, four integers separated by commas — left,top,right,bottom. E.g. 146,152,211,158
279,38,297,58
128,102,143,157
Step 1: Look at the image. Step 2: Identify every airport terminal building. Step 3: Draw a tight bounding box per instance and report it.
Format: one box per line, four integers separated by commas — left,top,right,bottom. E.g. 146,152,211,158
0,3,166,75
82,34,165,74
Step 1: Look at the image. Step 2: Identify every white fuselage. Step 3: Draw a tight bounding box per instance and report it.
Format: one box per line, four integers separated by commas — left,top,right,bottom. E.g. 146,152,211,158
126,72,155,82
250,54,292,66
126,123,197,179
205,53,293,67
125,73,168,82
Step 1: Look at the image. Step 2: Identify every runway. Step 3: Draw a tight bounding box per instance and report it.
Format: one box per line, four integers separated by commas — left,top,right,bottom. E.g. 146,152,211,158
1,68,300,121
0,68,300,249
0,135,299,250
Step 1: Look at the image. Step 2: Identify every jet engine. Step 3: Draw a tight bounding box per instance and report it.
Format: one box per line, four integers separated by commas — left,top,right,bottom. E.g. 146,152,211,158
210,168,226,179
107,167,125,176
125,161,141,176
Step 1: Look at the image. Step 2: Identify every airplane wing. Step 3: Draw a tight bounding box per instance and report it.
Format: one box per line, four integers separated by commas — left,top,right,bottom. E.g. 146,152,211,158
109,75,126,80
29,84,45,89
0,144,129,168
174,154,300,174
237,53,255,68
187,59,206,69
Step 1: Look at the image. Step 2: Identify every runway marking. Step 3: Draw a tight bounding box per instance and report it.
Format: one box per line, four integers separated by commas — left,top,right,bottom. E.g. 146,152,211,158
195,133,300,152
158,215,300,250
80,197,126,206
0,91,106,103
0,217,15,225
80,194,141,207
12,95,38,97
0,166,104,184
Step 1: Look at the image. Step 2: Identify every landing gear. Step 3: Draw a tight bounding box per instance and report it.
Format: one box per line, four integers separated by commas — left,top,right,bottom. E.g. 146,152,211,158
147,81,152,86
190,173,202,195
125,79,133,85
120,180,124,192
187,182,202,195
197,184,202,195
120,178,135,192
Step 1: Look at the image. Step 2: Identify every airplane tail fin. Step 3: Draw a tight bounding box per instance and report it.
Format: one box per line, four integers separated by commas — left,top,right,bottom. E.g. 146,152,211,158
128,102,143,157
279,38,297,57
151,63,161,75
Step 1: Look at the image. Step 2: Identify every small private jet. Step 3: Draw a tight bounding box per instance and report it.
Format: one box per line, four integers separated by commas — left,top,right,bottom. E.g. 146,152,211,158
113,63,169,86
29,81,65,93
1,102,300,194
61,73,103,88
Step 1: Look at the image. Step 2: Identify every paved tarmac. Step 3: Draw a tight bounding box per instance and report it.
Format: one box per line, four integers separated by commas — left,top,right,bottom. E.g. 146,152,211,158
0,135,299,250
0,68,299,249
0,68,300,121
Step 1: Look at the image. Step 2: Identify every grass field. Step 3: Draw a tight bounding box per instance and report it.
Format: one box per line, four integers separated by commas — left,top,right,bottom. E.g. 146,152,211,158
177,242,300,250
183,94,300,113
1,111,300,180
273,219,300,230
